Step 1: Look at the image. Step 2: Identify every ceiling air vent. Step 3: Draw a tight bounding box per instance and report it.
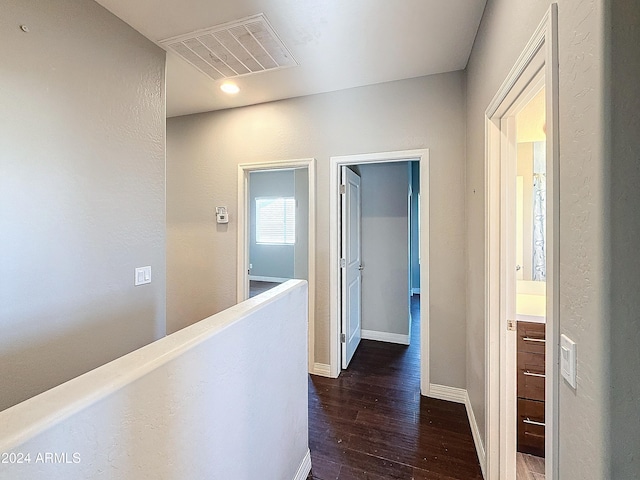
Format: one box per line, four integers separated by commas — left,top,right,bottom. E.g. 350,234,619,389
159,14,298,81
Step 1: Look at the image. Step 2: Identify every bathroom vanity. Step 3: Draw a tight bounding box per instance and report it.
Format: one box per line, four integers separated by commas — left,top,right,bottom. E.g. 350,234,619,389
516,320,546,457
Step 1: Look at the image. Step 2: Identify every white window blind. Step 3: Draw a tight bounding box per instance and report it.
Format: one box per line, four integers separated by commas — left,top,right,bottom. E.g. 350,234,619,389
255,197,296,245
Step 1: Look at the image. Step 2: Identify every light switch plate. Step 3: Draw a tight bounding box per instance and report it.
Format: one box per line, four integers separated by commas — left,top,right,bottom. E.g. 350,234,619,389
560,334,577,388
135,266,151,286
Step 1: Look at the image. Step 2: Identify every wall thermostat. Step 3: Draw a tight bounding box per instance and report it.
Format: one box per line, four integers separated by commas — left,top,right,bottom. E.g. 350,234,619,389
216,206,229,224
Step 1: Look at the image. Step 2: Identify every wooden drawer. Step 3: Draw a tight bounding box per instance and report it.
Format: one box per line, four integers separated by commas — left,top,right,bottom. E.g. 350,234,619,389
517,351,545,401
517,398,545,457
517,321,546,355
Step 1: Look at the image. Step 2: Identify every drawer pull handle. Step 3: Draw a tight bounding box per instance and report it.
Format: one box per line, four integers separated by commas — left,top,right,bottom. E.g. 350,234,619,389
523,418,546,427
523,371,546,378
523,337,546,343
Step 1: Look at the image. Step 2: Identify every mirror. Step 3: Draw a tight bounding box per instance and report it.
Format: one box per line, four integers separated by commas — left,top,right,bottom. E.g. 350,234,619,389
515,87,547,320
516,140,546,282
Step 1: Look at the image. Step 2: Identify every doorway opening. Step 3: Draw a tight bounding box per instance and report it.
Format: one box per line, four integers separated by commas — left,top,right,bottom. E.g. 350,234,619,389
246,169,309,298
329,149,429,394
513,83,548,479
339,161,421,369
485,6,558,480
237,158,316,371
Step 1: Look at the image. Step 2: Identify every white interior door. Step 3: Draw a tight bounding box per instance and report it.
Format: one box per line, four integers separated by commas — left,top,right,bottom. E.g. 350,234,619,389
341,166,362,369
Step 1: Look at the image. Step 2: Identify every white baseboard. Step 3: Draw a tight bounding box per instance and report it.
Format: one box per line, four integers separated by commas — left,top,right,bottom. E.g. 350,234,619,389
411,288,421,295
361,329,410,345
428,384,486,478
464,391,486,478
427,383,467,404
293,449,312,480
311,363,331,377
249,275,290,283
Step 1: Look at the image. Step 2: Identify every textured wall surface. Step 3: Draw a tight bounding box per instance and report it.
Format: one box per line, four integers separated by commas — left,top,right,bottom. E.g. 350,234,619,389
360,162,409,337
0,281,309,480
609,0,640,476
0,0,166,411
465,0,551,443
466,0,610,476
167,72,467,388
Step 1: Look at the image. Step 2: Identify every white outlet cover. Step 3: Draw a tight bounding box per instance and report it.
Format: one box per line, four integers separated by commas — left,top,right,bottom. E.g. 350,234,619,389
135,266,151,286
560,334,577,389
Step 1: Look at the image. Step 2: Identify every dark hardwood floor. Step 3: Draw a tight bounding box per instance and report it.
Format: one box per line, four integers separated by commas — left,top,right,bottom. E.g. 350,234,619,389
307,295,483,480
249,280,282,297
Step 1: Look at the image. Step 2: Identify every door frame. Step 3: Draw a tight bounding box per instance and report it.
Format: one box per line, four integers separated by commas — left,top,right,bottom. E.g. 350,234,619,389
237,158,316,372
328,149,430,394
485,5,559,479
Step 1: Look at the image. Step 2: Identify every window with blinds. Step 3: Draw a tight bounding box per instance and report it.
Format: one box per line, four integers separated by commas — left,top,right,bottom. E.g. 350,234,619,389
255,197,296,245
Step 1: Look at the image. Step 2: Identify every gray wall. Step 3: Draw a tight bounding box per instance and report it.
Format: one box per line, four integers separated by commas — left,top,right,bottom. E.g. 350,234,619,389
294,168,309,280
167,72,467,388
466,0,614,476
360,162,409,337
0,0,166,411
248,168,308,281
249,170,295,279
410,161,421,292
609,0,640,476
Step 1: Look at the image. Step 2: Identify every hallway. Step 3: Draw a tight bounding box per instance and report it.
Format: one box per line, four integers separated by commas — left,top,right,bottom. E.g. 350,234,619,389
307,296,483,479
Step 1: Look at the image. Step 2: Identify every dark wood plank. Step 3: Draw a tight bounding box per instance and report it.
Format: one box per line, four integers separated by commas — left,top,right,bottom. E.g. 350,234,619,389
248,280,282,297
308,295,483,480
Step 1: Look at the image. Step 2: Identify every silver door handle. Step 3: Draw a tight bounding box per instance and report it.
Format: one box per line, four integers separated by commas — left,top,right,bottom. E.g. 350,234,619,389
523,337,546,343
523,418,545,427
358,265,364,271
523,371,546,378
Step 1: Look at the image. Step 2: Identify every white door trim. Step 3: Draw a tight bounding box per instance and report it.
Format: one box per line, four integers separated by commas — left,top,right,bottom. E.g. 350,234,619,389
329,149,430,395
237,158,316,373
485,5,559,479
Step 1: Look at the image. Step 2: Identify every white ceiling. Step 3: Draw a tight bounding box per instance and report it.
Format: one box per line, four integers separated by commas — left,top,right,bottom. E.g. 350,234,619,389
95,0,487,117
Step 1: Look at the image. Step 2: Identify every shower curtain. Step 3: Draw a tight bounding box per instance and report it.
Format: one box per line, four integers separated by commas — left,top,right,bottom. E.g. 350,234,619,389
532,173,546,281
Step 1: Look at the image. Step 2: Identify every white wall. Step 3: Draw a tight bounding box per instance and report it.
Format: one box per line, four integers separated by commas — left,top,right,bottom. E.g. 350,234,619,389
167,72,467,388
0,0,166,411
359,162,409,338
466,0,615,476
0,281,310,480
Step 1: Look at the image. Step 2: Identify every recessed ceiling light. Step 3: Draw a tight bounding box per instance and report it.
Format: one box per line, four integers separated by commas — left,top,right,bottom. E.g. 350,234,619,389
220,83,240,94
